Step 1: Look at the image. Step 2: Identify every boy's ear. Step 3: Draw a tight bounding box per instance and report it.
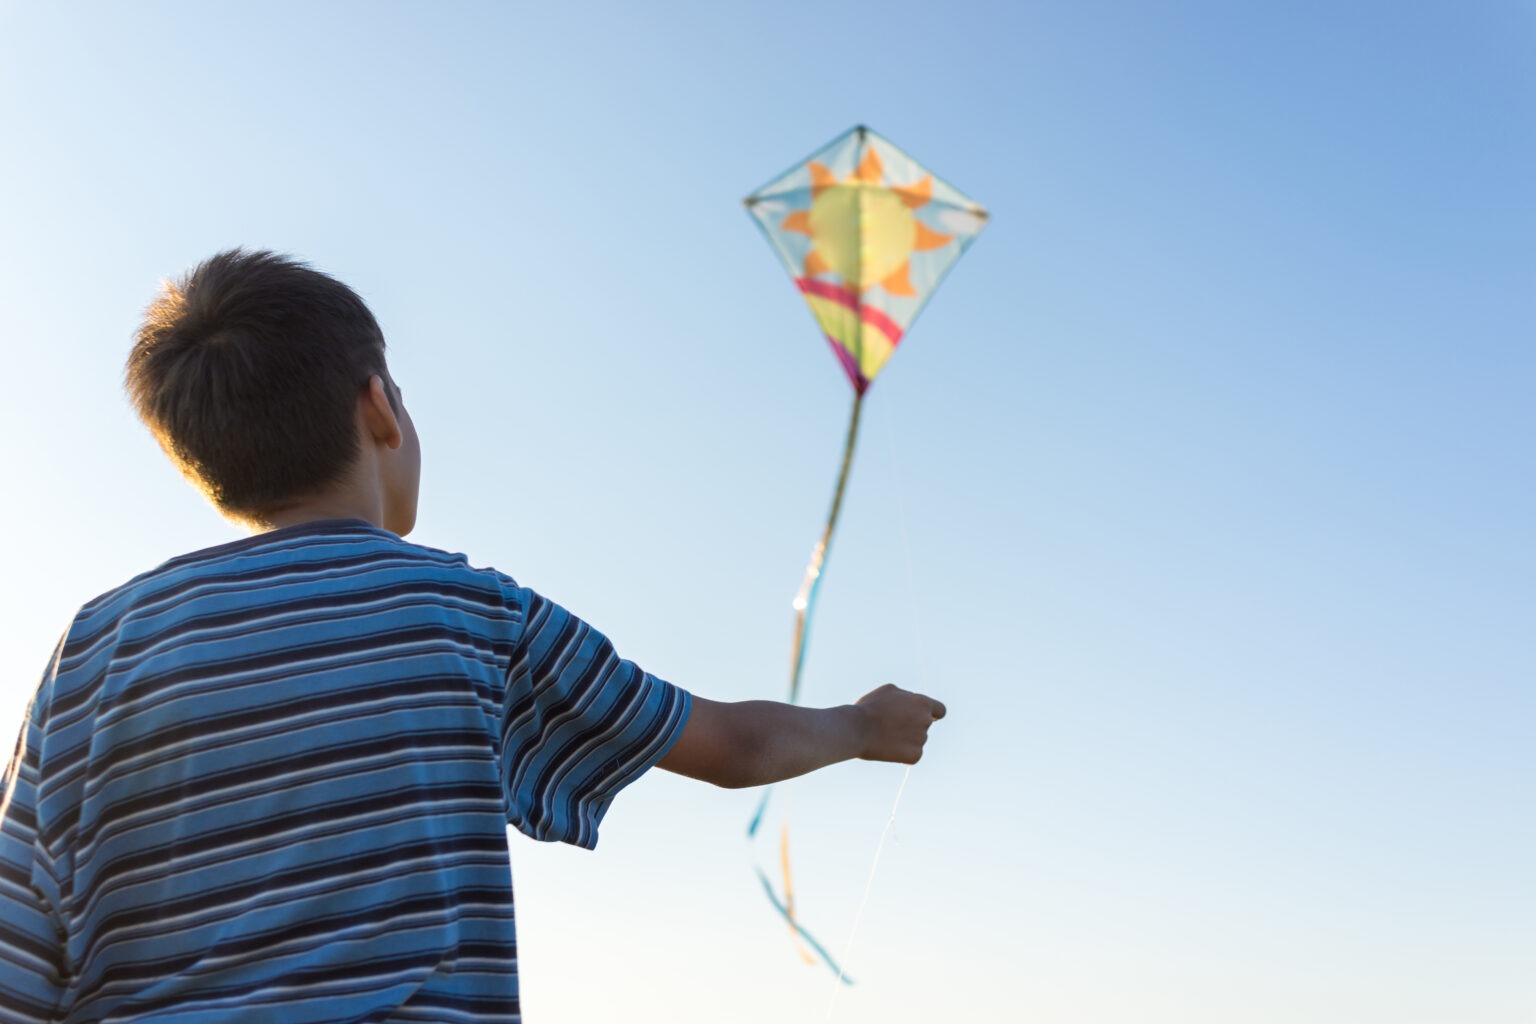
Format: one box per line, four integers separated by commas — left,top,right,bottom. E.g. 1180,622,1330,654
360,375,403,450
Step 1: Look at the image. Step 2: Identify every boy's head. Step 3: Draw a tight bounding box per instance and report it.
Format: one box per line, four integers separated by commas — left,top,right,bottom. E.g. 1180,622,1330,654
126,248,419,534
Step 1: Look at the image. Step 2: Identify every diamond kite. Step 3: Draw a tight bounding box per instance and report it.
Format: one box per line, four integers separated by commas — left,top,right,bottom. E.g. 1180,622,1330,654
743,125,987,979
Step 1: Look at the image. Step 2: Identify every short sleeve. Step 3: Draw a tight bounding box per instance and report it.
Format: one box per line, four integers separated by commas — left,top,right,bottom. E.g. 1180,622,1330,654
500,589,690,849
0,679,67,1024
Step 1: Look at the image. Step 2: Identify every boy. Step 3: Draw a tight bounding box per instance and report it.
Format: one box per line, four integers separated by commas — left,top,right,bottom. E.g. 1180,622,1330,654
0,249,944,1023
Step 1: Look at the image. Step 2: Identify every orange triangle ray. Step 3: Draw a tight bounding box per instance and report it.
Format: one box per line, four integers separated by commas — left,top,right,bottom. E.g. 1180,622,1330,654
809,162,837,198
803,248,832,277
914,220,954,251
853,146,884,184
895,175,934,209
880,261,917,296
781,210,812,234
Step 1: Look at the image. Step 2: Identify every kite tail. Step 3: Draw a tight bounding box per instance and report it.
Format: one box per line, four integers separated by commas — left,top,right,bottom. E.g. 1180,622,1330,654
749,392,866,977
755,866,855,985
747,391,866,840
788,390,864,705
781,823,817,965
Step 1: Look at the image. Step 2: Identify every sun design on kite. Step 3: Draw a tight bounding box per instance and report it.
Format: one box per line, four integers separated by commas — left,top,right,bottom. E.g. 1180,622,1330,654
780,146,954,296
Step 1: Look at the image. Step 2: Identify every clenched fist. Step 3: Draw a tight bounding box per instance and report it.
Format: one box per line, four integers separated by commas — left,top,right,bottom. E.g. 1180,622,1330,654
854,684,946,764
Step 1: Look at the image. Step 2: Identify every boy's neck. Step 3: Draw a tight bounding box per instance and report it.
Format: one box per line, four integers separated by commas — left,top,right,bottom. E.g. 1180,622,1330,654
254,479,389,535
260,503,381,534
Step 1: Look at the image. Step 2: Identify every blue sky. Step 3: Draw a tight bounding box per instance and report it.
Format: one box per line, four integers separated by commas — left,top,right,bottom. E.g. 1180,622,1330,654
1,3,1533,1021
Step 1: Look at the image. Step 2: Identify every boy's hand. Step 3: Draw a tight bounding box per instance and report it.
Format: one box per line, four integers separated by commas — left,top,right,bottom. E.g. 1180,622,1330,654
854,684,946,764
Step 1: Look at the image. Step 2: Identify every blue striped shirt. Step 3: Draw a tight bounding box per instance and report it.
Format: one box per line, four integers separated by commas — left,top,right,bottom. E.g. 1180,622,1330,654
0,520,691,1023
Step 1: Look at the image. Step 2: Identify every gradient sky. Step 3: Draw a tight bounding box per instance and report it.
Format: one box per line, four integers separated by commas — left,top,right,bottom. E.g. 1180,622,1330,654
1,3,1533,1021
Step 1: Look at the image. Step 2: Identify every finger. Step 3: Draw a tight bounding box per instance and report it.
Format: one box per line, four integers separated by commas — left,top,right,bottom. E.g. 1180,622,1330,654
929,697,946,720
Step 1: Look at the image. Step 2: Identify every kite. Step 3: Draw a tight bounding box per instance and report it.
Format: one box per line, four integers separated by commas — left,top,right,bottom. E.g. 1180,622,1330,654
743,125,987,979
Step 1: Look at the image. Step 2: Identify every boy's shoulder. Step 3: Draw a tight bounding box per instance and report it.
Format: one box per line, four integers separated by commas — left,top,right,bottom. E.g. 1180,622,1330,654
68,520,524,656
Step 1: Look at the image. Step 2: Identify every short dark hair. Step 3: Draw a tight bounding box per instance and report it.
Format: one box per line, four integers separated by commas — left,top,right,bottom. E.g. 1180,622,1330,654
126,248,390,519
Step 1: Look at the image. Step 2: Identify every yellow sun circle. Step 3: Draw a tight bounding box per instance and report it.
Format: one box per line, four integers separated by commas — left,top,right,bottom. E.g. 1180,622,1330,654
808,184,916,290
781,151,952,297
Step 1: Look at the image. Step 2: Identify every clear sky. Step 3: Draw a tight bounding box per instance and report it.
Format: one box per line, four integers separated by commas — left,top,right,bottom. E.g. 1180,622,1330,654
1,2,1533,1021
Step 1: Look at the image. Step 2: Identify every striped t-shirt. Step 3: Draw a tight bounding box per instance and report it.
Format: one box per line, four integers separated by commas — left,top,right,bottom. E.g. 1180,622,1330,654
0,520,691,1023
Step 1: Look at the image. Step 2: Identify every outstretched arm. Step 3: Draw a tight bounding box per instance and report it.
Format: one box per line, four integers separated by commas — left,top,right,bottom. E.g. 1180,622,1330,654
657,684,946,789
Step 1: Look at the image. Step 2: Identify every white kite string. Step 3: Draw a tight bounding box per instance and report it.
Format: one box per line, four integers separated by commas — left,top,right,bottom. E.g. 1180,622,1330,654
825,764,911,1017
824,431,934,1020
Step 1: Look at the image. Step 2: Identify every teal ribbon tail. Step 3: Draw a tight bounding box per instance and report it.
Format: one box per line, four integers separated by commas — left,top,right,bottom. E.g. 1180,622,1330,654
747,787,772,838
754,867,855,985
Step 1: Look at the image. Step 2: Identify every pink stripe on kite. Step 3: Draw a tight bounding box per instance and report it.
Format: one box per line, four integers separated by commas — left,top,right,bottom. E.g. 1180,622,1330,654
860,303,904,346
797,277,861,308
796,278,905,346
